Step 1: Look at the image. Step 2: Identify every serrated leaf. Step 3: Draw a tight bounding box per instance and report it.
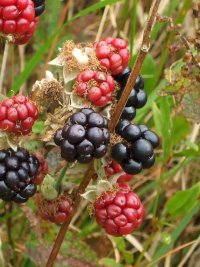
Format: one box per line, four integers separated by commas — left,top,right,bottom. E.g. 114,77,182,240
63,70,79,85
96,180,112,194
70,91,89,109
109,173,123,184
94,159,106,180
81,190,97,202
48,56,63,67
166,183,200,218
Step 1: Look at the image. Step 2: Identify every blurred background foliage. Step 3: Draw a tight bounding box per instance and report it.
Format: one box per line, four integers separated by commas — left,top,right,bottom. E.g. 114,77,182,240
0,0,200,266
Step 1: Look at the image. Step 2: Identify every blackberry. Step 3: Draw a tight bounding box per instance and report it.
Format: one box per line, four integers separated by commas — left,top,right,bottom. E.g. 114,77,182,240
112,121,159,174
54,108,110,163
113,67,131,87
131,139,153,162
122,124,141,142
142,130,160,148
121,159,142,174
0,148,40,203
121,106,136,120
134,89,147,108
111,143,129,162
114,68,147,121
121,87,147,121
114,67,144,91
32,0,45,17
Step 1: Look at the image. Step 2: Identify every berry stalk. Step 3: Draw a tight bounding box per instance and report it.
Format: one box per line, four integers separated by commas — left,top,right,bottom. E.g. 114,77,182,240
0,41,9,94
46,0,161,266
55,164,69,194
109,0,161,132
46,163,95,267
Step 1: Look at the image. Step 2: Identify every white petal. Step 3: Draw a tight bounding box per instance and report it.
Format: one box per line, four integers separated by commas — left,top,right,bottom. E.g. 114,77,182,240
72,48,89,64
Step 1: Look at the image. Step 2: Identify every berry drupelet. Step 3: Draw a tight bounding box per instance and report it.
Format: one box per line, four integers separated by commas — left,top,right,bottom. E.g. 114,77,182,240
54,108,110,164
93,183,144,236
105,160,133,183
0,94,39,135
0,0,39,45
75,70,115,107
32,0,45,17
114,67,147,121
0,147,40,203
38,194,73,224
112,120,159,174
94,37,130,75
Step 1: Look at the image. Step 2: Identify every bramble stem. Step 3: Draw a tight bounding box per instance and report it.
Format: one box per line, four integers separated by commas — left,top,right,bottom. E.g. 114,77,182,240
46,0,162,266
0,41,10,94
55,164,69,194
46,163,95,267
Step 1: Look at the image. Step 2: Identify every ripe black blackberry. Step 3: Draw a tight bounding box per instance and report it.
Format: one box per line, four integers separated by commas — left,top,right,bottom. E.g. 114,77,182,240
114,67,147,121
32,0,45,17
0,148,40,203
111,120,159,174
54,108,110,164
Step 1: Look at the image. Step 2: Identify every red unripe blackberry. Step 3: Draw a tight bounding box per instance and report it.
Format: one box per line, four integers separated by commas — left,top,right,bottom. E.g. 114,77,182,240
0,147,39,203
38,194,73,224
0,94,38,135
32,153,48,185
0,0,39,44
94,37,130,75
93,183,144,236
75,70,115,107
105,160,133,183
14,17,39,45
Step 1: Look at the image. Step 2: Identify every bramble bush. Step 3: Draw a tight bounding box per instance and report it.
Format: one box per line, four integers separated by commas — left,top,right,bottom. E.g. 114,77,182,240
0,1,199,267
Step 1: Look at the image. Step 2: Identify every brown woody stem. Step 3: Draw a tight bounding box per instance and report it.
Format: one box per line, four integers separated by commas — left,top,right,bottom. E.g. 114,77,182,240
0,40,9,94
46,0,161,266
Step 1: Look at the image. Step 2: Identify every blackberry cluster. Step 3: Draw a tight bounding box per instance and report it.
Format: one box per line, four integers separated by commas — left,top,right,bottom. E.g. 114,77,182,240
0,0,39,45
38,194,73,224
0,148,40,203
0,94,39,135
54,108,110,164
32,0,45,17
94,37,130,75
112,120,159,174
114,67,147,121
75,70,115,107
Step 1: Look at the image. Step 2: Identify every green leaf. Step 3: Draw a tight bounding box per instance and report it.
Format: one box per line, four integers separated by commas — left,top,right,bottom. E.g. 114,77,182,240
141,54,157,92
171,116,190,146
112,237,126,253
32,120,45,134
153,97,173,160
99,258,123,267
152,102,162,135
165,183,200,218
20,257,37,267
124,251,134,264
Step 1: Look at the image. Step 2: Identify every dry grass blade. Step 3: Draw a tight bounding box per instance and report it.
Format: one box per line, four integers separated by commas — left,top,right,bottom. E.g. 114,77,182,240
146,240,196,267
